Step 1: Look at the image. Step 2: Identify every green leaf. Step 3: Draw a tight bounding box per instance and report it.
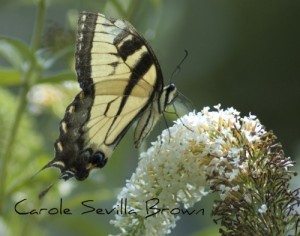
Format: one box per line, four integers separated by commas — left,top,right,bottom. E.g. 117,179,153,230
0,36,35,71
0,68,21,86
39,71,76,84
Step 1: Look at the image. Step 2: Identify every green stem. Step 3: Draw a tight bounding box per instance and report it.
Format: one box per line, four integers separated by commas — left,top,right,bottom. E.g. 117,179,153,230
31,0,46,52
0,0,45,212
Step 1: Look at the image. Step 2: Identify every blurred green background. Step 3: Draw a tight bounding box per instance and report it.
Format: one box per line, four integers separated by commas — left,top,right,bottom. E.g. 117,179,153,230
0,0,299,235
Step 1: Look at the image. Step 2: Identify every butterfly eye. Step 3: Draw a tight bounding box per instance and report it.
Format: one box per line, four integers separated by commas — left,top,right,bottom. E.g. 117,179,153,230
91,151,107,168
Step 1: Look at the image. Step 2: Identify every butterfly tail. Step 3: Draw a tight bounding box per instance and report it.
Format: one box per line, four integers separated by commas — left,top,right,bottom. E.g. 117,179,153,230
38,163,75,199
31,159,64,180
38,183,54,199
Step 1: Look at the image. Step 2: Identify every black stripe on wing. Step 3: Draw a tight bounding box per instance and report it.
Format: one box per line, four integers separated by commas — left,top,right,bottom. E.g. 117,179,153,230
118,36,144,61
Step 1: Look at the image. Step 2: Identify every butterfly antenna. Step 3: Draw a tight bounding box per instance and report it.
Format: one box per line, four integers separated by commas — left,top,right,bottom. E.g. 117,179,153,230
169,49,189,84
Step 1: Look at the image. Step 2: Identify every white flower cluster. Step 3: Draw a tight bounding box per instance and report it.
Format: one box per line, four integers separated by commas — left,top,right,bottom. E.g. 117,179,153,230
111,105,266,235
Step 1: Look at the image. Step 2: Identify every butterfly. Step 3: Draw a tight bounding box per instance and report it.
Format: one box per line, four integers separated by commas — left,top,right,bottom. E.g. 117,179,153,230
42,12,178,182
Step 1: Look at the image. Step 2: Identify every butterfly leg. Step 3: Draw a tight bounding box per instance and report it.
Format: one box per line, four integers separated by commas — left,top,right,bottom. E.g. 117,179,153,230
162,112,171,144
171,103,194,132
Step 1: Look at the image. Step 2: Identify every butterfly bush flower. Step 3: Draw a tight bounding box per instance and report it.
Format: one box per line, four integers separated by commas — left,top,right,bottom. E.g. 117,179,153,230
111,106,299,235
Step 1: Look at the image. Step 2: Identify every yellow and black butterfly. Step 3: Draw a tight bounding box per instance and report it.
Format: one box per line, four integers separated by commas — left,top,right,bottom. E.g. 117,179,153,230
42,12,178,182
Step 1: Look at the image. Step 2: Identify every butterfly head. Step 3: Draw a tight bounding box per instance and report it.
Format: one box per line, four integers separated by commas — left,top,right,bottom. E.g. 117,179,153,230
161,83,178,111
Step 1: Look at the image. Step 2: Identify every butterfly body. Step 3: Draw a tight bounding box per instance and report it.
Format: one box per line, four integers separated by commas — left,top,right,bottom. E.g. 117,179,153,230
45,12,178,181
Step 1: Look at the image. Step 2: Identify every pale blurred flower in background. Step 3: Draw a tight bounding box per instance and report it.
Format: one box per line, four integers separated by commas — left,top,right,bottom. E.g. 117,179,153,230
58,180,75,197
27,81,79,116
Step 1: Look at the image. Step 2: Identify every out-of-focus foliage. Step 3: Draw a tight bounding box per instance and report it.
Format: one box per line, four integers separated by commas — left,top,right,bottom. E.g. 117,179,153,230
0,0,299,235
0,68,21,86
0,88,43,191
0,87,45,235
0,37,35,72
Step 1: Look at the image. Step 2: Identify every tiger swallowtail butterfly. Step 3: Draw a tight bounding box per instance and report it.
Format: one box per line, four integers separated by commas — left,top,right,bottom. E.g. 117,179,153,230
42,12,178,182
